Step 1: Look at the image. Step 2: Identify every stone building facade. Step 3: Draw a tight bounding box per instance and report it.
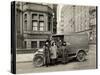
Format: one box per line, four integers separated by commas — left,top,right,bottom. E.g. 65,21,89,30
16,2,57,49
58,5,97,43
89,7,96,43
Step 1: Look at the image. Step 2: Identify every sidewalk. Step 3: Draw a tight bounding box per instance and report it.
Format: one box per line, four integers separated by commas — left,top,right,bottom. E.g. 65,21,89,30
16,53,34,63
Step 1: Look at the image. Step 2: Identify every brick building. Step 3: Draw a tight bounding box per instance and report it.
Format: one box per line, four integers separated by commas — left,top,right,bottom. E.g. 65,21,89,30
16,2,57,49
58,5,96,43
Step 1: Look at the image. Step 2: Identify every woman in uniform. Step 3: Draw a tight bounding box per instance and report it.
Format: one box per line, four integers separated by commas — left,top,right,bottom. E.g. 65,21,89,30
61,42,68,64
50,42,58,65
43,41,50,67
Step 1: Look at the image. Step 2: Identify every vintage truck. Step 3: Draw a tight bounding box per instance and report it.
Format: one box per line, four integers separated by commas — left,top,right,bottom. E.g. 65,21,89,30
33,33,89,67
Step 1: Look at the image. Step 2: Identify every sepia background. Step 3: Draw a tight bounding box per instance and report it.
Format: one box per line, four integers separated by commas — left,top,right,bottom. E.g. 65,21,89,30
15,1,97,74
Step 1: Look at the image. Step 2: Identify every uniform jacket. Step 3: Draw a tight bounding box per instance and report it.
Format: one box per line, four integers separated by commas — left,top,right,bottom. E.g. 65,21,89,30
50,45,58,59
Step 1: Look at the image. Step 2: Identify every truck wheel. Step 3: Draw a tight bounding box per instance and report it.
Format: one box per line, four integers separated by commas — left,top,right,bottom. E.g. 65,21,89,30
33,55,44,67
77,51,86,62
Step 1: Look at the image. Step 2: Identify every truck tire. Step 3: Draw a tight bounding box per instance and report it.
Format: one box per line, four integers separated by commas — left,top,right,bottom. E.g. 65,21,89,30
77,51,86,62
33,55,44,67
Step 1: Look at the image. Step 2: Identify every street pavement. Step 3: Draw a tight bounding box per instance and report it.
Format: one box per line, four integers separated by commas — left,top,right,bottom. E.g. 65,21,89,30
16,45,97,74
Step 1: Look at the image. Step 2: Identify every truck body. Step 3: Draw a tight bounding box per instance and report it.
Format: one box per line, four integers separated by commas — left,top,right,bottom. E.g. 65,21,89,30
52,33,89,58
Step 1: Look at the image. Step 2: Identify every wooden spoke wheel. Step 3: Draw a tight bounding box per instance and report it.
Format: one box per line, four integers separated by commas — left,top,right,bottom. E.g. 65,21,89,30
33,55,44,67
77,51,86,62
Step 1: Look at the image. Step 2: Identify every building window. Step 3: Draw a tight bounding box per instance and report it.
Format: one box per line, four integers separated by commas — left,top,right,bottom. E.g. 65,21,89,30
40,41,45,48
39,14,44,21
32,14,37,20
48,16,52,31
32,13,45,31
89,32,93,41
61,24,64,27
32,21,38,31
24,14,27,19
48,16,52,21
39,21,44,31
24,41,26,48
61,29,64,32
24,20,27,31
48,22,51,31
31,41,37,48
53,29,56,34
61,19,64,22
